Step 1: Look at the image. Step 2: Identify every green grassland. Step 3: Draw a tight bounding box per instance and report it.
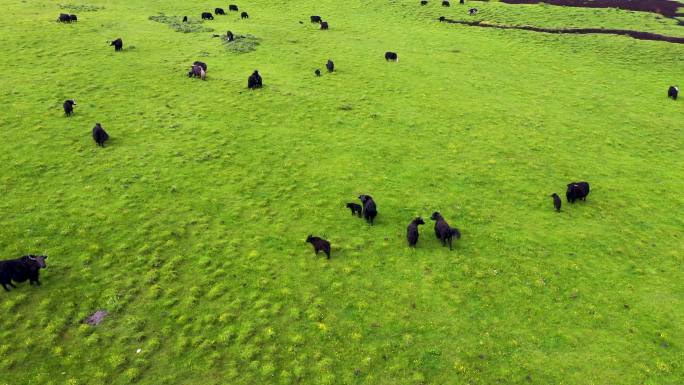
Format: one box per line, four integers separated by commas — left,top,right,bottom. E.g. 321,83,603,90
1,0,683,384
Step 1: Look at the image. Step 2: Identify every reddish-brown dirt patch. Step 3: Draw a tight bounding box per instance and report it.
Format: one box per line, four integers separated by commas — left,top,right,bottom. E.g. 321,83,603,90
443,18,684,43
501,0,683,19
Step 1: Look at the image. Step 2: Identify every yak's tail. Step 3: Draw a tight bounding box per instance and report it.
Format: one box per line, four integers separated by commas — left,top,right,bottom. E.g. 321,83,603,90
451,228,461,239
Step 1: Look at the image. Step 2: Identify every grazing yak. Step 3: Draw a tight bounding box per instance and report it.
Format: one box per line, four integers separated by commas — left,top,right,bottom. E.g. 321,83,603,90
229,4,239,11
306,235,331,259
346,202,362,217
57,13,71,23
443,0,451,6
110,38,123,51
668,86,678,100
407,217,425,247
183,16,188,22
188,65,206,80
241,11,249,19
201,12,214,20
430,212,461,250
215,8,226,15
92,123,109,147
469,8,478,15
326,59,334,73
63,99,76,116
320,21,329,30
550,193,562,212
421,0,428,5
193,61,207,71
358,195,378,225
385,51,399,61
315,69,321,77
566,181,590,203
248,70,263,89
0,255,48,292
439,16,446,22
226,30,235,41
310,15,322,23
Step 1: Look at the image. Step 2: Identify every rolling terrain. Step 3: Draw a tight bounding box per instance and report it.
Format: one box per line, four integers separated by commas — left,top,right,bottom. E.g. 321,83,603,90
0,0,683,384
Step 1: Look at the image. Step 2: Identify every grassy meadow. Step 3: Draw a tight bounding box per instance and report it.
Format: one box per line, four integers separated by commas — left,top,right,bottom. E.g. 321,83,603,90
1,0,683,384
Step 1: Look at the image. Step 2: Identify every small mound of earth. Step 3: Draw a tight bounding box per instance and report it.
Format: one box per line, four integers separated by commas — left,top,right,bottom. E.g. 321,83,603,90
222,34,261,53
501,0,683,19
84,310,108,325
149,14,214,33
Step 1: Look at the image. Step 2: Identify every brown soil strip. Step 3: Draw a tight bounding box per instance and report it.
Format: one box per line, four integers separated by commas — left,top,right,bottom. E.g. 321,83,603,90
500,0,683,18
443,18,684,44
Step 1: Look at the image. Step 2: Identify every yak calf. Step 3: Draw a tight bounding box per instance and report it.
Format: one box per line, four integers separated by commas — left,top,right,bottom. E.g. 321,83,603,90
306,235,331,259
407,217,425,247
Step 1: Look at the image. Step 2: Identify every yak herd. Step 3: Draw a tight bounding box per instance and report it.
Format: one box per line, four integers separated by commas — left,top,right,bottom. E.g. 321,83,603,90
304,181,591,259
1,3,675,292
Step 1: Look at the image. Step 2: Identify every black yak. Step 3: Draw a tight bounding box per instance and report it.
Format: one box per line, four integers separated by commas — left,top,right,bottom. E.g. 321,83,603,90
550,193,561,212
421,0,428,5
385,51,398,61
469,8,478,15
201,12,214,20
248,70,262,89
215,8,226,15
306,235,331,259
310,15,322,23
326,59,334,73
188,65,206,80
358,195,377,225
183,16,188,22
110,38,123,51
69,14,78,22
407,217,425,247
430,212,461,250
668,86,678,100
315,69,321,77
439,16,446,22
226,30,234,41
57,13,71,23
241,11,249,19
63,99,76,116
443,0,451,6
346,203,362,217
566,182,590,203
229,4,239,11
92,123,109,147
193,61,207,71
0,255,47,292
320,21,329,30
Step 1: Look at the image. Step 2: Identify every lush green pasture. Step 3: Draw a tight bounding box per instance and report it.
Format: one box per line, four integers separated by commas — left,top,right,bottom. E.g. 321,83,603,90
420,1,684,37
0,0,682,384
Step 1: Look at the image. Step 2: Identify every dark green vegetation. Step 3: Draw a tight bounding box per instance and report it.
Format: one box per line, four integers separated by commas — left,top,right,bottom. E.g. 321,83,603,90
1,0,683,384
148,14,215,34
